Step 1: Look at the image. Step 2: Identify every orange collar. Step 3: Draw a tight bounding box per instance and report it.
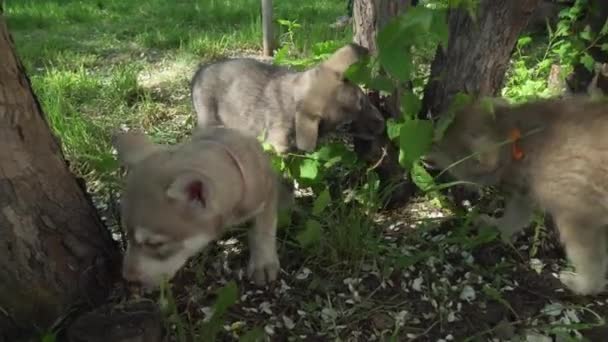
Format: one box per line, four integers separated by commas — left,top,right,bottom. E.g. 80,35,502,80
508,128,524,161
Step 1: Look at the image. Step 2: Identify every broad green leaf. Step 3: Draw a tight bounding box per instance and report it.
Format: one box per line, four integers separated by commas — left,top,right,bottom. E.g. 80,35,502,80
212,281,238,316
377,18,412,81
311,143,357,167
601,43,608,52
580,53,595,72
378,45,412,82
299,159,319,180
312,188,331,215
297,219,322,248
434,93,471,141
601,18,608,35
344,59,372,85
200,281,239,340
386,119,402,141
398,120,434,170
410,161,435,192
430,9,449,47
401,90,422,120
369,75,395,93
405,6,436,32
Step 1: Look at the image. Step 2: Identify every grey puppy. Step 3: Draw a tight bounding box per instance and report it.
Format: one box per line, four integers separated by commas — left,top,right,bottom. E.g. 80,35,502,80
113,126,282,290
425,96,608,296
191,43,385,153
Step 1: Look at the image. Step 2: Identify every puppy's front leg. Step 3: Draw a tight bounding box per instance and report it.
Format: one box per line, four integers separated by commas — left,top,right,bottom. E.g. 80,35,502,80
477,192,534,242
247,190,280,286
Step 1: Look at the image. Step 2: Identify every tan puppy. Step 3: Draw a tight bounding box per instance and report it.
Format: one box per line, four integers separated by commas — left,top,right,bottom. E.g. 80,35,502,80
112,126,281,290
426,96,608,295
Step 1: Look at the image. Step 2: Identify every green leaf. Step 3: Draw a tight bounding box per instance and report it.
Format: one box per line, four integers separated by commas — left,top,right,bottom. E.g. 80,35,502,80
377,18,412,81
401,91,422,120
517,36,532,49
405,6,436,32
579,24,593,41
580,53,595,72
344,59,372,85
386,119,402,141
398,120,434,170
200,281,239,340
297,219,322,248
312,188,331,215
601,43,608,52
410,161,435,192
212,281,238,316
378,45,412,81
433,93,471,142
430,9,449,47
601,18,608,36
299,159,319,180
240,327,265,342
368,75,395,93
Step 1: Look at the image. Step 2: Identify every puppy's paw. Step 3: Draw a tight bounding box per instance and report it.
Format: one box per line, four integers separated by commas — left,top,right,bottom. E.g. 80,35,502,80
559,271,606,296
247,252,280,286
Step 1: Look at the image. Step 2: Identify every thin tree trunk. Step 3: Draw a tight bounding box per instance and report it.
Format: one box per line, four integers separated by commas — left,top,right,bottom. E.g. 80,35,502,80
0,10,119,340
352,0,415,209
261,0,274,57
420,0,540,119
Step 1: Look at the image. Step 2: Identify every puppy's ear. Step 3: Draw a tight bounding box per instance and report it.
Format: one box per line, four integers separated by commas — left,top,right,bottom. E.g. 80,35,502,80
294,110,320,152
112,131,161,168
319,43,369,76
166,172,208,210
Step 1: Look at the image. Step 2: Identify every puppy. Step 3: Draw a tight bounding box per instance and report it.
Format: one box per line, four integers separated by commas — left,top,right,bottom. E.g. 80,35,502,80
191,43,385,153
112,126,282,290
426,96,608,295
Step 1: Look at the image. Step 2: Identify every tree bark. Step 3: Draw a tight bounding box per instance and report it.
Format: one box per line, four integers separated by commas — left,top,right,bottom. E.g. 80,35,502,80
420,0,541,119
261,0,275,57
0,10,119,340
352,0,416,209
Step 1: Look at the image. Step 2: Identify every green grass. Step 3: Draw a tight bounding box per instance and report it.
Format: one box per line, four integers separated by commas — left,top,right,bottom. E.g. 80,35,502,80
5,0,349,194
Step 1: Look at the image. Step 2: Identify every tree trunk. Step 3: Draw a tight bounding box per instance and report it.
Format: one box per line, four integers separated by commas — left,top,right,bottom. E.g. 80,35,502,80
261,0,275,57
352,0,416,209
0,11,119,340
420,0,541,119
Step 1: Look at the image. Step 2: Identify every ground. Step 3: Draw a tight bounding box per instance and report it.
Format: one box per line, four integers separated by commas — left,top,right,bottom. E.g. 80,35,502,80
5,0,608,341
